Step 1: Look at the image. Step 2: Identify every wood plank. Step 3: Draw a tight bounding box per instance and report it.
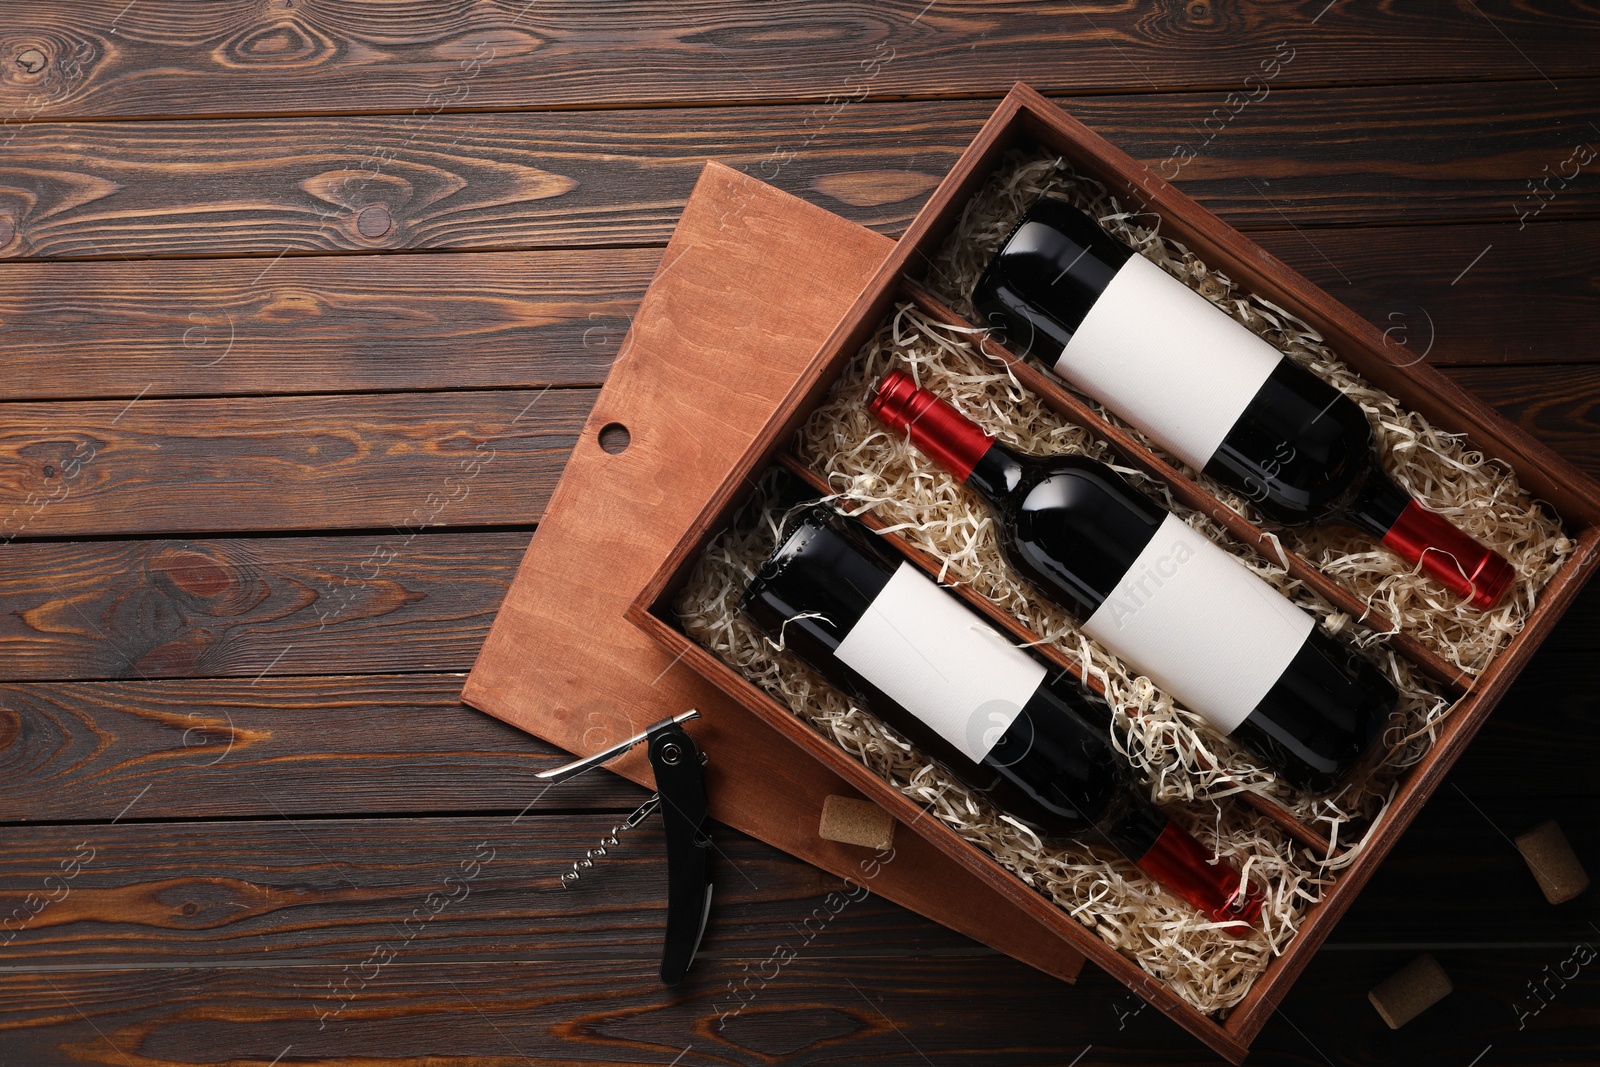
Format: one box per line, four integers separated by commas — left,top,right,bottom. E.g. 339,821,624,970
0,250,647,401
1436,363,1600,538
0,220,1590,405
0,105,960,260
2,0,1597,120
1449,631,1600,796
1445,365,1600,467
1083,80,1600,232
1260,221,1600,367
0,84,1596,262
0,389,591,539
0,532,524,682
0,960,1097,1067
0,674,648,821
0,815,980,968
0,949,1596,1066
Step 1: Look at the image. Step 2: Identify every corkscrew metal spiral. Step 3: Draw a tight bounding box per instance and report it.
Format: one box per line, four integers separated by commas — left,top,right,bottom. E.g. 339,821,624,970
560,795,661,887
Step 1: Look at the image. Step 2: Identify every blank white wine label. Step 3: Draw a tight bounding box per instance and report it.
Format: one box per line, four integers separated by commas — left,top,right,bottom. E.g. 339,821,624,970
834,561,1046,763
1082,514,1313,735
1054,253,1282,471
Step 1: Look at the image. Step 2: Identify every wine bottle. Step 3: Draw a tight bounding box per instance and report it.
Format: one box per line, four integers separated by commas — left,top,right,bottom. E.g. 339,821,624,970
868,370,1396,794
972,196,1514,610
740,504,1264,931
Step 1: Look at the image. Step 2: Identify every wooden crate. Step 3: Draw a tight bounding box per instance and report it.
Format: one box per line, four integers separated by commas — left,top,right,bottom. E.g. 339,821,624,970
627,84,1600,1062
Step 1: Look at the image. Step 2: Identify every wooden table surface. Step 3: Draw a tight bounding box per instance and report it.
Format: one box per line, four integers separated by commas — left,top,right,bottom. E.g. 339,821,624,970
2,3,1598,1064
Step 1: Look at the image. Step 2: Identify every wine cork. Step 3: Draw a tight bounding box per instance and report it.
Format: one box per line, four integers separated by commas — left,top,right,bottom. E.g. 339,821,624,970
1515,820,1589,905
819,795,895,850
1368,954,1452,1029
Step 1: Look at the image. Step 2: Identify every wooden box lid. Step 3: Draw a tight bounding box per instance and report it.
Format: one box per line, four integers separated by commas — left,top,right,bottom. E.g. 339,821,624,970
460,160,1086,985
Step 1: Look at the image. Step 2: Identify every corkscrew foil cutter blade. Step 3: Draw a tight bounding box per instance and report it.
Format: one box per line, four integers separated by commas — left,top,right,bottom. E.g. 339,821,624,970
536,709,712,985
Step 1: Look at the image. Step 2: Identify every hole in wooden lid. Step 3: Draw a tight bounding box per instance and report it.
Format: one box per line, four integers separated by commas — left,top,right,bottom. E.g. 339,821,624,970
599,422,631,454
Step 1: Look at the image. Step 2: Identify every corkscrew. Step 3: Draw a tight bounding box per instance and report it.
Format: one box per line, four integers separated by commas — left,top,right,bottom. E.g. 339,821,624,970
536,709,712,985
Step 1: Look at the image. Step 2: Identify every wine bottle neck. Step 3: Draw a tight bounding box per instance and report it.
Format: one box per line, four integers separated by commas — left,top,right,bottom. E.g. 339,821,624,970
1343,464,1514,610
967,441,1027,504
1341,463,1413,542
1099,791,1167,858
1141,824,1265,935
868,371,996,481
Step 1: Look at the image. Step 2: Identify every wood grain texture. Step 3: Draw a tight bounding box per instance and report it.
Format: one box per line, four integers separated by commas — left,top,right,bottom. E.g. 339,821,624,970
1447,364,1600,464
0,389,590,538
0,105,964,259
0,815,984,968
1448,630,1600,796
0,532,523,682
1263,221,1600,367
0,782,1589,969
1,220,1593,407
1,83,1597,262
0,674,648,821
0,959,1125,1067
0,949,1596,1066
0,250,646,401
1078,79,1600,231
2,0,1598,120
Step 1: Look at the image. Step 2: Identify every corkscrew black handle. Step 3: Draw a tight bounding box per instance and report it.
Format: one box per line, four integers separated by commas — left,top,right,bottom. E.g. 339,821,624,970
647,719,712,986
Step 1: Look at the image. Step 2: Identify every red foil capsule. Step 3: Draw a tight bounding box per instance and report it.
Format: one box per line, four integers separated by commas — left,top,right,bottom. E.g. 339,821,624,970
869,369,994,481
1381,500,1515,611
1134,821,1265,935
